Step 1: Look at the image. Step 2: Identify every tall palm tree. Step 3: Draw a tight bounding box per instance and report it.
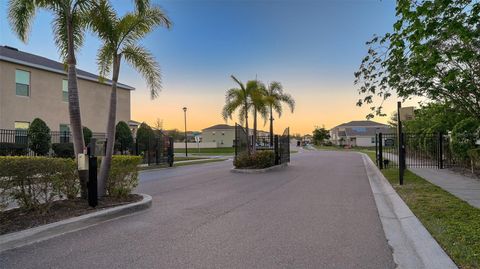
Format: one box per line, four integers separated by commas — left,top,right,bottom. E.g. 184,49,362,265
264,82,295,146
222,75,254,154
249,81,268,151
9,0,94,197
90,0,171,195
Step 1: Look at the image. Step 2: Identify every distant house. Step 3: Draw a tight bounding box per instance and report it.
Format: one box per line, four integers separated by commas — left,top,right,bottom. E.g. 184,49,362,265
201,124,236,148
201,124,269,148
329,120,392,147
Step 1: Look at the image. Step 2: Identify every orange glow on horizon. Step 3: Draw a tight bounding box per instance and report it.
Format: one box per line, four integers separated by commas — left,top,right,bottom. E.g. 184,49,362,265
131,85,419,135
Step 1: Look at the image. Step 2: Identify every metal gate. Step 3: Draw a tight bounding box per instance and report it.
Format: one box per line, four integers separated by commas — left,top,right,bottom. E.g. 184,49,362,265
375,132,451,169
136,131,174,167
234,124,290,165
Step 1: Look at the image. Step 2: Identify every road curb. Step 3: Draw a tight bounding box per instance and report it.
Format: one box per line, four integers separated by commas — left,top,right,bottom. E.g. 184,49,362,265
230,163,288,174
360,153,457,269
0,193,152,253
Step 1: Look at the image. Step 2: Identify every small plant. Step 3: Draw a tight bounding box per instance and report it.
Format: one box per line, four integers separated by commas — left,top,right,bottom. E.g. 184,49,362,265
115,121,133,153
52,143,75,158
0,157,78,212
234,150,276,169
83,126,93,145
28,118,51,156
101,155,142,198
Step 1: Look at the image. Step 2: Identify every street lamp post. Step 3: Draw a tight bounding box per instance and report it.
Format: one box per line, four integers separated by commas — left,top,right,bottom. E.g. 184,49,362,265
183,107,188,157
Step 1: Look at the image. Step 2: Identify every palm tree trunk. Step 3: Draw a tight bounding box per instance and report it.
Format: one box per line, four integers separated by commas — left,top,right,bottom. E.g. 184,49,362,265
269,105,273,147
98,55,121,197
253,107,257,152
66,18,87,198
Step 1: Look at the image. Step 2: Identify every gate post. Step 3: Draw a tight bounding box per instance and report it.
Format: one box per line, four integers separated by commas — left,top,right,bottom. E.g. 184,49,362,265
438,132,444,169
399,132,405,185
274,135,279,165
378,133,383,169
234,124,237,158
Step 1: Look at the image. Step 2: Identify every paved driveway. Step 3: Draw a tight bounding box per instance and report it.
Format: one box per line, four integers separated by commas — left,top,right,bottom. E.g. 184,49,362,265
0,151,395,268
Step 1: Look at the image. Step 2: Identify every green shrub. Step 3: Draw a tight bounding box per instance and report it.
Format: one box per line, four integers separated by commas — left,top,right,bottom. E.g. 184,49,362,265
83,126,93,145
28,118,51,156
115,121,134,152
136,122,155,152
451,118,480,161
234,150,276,169
0,142,28,156
101,155,142,198
0,157,78,212
52,143,75,158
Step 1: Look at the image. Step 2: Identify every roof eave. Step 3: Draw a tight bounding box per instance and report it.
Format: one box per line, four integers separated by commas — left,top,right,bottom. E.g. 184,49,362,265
0,55,135,91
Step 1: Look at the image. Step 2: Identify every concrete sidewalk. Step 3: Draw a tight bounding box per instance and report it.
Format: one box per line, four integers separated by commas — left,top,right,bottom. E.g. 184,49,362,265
383,152,480,208
410,167,480,208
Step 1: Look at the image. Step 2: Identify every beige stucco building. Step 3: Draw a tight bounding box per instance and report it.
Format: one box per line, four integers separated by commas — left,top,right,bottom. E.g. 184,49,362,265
0,45,133,133
201,124,270,148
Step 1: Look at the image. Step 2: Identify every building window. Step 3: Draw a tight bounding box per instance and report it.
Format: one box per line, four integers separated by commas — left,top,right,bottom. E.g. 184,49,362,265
222,132,225,135
62,79,68,102
15,70,30,96
221,140,224,145
371,137,375,144
60,124,70,143
14,121,29,144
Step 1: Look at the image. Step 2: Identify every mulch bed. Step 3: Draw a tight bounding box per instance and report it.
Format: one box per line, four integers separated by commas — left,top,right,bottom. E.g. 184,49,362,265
0,194,142,236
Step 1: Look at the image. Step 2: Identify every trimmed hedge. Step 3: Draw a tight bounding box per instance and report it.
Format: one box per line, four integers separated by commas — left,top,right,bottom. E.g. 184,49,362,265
0,157,78,212
234,150,276,169
0,155,142,212
0,142,28,156
102,156,142,198
52,143,75,158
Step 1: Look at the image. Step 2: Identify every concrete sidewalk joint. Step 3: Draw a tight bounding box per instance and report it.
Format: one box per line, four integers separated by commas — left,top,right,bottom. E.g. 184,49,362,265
360,153,457,269
0,193,152,253
230,163,288,174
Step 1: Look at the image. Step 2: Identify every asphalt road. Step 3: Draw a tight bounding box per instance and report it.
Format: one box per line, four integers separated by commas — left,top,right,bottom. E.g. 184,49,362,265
0,150,395,269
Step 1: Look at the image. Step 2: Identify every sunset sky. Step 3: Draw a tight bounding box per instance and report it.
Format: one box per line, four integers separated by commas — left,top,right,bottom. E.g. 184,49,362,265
0,0,419,135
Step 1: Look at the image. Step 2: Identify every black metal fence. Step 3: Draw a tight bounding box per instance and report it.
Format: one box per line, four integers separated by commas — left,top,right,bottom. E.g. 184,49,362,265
234,124,290,165
375,132,466,170
0,128,174,167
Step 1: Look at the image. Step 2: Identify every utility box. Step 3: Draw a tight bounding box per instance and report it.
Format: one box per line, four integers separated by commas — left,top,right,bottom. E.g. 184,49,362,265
77,153,88,171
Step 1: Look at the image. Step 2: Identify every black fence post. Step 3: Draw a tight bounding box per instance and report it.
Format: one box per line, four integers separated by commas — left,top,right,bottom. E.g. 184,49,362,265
147,137,151,166
87,139,98,208
438,132,444,169
274,135,279,165
378,133,383,169
399,132,405,185
234,124,237,158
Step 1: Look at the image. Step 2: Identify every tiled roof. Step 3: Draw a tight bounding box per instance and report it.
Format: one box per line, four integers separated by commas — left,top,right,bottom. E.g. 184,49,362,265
0,45,134,90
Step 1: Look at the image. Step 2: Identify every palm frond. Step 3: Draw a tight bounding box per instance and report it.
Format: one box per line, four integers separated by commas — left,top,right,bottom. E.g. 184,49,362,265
96,42,114,82
8,0,36,42
122,44,161,99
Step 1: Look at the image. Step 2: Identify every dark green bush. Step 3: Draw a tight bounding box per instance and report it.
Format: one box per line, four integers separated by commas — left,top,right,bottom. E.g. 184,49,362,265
28,118,51,156
451,118,480,161
234,150,276,169
115,121,133,153
83,126,93,145
0,157,78,212
0,142,28,156
52,143,75,158
136,122,155,152
100,155,142,198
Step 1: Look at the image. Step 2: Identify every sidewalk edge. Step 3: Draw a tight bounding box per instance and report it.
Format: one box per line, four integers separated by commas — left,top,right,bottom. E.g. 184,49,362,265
360,153,457,269
0,193,152,253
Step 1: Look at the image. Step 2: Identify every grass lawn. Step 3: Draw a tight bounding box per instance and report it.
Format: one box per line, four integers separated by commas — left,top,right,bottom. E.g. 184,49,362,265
174,156,206,161
174,147,234,155
363,151,480,269
139,158,227,171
